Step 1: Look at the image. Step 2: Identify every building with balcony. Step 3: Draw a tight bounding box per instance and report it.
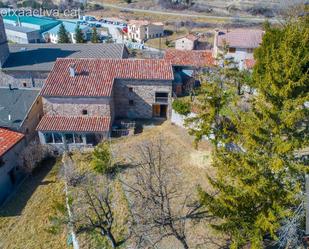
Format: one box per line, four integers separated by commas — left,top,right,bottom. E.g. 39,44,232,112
36,58,174,150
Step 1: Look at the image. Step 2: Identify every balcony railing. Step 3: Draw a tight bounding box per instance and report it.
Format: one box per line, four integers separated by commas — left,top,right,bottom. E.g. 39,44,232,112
155,97,169,103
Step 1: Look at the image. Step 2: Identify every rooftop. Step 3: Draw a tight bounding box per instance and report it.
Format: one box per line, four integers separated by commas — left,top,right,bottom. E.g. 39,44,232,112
164,49,215,68
3,43,128,72
3,15,60,28
41,58,174,97
0,88,40,130
176,34,198,42
0,128,24,157
4,23,38,33
216,29,264,48
44,21,88,35
36,116,111,132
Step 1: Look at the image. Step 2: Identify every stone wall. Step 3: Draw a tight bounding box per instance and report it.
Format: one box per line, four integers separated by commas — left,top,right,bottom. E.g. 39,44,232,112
0,70,48,88
43,97,113,117
113,79,173,119
21,96,44,142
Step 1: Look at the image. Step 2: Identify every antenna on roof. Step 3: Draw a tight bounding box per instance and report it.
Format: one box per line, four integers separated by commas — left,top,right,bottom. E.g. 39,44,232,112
69,64,76,77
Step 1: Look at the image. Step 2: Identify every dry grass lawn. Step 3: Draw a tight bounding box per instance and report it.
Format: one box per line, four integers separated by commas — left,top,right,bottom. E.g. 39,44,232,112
0,158,67,249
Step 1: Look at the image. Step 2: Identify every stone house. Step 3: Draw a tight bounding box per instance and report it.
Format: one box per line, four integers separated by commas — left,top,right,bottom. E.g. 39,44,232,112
175,34,198,51
127,20,164,43
0,128,25,204
213,29,264,67
0,87,42,142
36,58,174,150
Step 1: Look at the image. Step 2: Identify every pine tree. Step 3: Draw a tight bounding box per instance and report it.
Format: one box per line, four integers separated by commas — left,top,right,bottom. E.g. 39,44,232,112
57,23,71,43
194,16,309,248
91,27,99,43
74,24,84,43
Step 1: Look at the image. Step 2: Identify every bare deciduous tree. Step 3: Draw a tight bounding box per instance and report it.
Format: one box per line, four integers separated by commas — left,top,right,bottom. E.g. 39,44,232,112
125,137,209,249
80,182,118,248
19,141,52,173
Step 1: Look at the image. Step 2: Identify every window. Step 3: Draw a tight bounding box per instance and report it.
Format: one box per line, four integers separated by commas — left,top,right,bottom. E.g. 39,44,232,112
65,134,74,144
129,100,134,106
82,109,88,115
44,133,53,144
86,134,96,145
228,47,236,53
53,133,63,144
128,87,133,92
74,134,83,144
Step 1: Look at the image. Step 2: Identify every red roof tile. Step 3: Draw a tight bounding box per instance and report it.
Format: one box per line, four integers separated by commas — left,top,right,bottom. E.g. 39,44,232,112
41,59,174,97
216,29,263,49
244,59,256,69
0,128,24,157
36,116,111,132
164,49,215,68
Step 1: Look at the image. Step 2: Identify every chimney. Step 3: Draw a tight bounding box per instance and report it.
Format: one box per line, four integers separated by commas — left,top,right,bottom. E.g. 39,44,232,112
69,64,76,77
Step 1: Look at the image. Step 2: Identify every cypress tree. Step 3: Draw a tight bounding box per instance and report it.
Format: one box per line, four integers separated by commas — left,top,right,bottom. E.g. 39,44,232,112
75,24,85,43
91,27,99,43
57,23,71,43
194,16,309,248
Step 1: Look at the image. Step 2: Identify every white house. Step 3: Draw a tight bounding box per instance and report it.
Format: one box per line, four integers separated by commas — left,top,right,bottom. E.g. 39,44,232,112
213,29,264,67
175,34,198,51
127,20,164,43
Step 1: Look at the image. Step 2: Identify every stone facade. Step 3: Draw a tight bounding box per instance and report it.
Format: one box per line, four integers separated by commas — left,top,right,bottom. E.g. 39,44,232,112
21,96,44,142
0,71,48,88
43,97,113,117
113,79,173,119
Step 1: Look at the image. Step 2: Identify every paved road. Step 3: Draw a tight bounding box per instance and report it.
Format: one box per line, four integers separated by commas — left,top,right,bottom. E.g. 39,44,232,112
90,1,281,24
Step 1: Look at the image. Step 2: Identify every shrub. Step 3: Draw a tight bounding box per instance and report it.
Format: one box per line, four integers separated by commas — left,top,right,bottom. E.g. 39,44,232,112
172,99,191,116
91,142,113,174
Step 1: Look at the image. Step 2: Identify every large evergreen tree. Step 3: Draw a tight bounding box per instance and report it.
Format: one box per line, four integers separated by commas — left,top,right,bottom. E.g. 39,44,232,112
57,23,71,43
74,24,85,43
194,16,309,248
91,27,99,43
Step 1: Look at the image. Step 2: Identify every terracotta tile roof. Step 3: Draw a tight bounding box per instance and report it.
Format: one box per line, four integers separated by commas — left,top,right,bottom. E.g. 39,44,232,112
244,58,256,69
176,34,198,42
41,58,174,97
216,29,264,49
36,116,111,132
0,128,24,157
164,49,215,68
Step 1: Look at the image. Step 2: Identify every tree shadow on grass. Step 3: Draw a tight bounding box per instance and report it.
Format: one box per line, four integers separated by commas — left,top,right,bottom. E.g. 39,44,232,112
0,157,58,217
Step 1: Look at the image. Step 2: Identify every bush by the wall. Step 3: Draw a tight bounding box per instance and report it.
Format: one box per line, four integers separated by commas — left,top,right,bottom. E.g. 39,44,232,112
172,99,191,116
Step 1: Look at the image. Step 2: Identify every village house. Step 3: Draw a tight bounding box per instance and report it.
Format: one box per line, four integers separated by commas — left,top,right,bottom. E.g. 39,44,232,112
213,29,264,67
0,128,25,204
0,87,42,142
43,21,89,44
164,49,215,95
174,34,199,51
36,58,174,151
127,20,164,43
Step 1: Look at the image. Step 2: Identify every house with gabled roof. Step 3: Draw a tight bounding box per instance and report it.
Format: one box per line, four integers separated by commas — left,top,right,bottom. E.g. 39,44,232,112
36,58,174,150
0,128,25,204
213,29,264,67
175,34,199,51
